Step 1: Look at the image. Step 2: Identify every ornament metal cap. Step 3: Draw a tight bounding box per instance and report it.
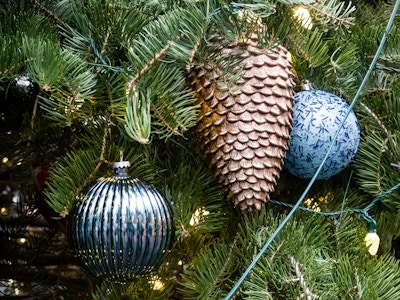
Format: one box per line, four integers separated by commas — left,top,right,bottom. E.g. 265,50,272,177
301,80,313,91
113,161,131,169
113,151,131,170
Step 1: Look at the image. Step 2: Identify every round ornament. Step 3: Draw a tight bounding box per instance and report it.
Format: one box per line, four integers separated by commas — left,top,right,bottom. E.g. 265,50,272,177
284,88,360,179
11,74,39,101
68,161,174,281
1,74,39,132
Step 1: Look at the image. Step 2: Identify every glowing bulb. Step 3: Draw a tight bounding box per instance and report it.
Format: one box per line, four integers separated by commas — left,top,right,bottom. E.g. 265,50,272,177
365,232,380,255
2,157,8,164
149,276,164,290
365,222,380,255
1,207,8,215
189,208,210,226
293,6,313,29
18,238,27,244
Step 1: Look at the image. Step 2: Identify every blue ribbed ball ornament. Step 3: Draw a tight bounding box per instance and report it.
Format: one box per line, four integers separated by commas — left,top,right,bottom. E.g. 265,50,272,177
284,88,360,179
68,161,174,282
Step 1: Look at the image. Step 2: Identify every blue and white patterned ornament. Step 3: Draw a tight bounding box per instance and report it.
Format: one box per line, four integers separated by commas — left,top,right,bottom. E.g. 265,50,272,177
284,88,360,179
68,161,174,282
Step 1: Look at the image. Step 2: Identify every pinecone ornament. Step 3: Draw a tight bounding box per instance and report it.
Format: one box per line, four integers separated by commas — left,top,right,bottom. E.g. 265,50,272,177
188,34,295,212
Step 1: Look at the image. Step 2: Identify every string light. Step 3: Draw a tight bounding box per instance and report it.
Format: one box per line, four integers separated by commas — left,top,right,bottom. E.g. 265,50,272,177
189,207,210,226
149,276,164,290
293,6,313,29
269,177,400,257
0,207,8,215
225,179,400,298
365,221,380,255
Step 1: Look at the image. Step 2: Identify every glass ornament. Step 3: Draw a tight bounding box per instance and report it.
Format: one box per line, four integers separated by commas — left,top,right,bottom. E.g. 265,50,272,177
68,161,174,281
284,88,360,179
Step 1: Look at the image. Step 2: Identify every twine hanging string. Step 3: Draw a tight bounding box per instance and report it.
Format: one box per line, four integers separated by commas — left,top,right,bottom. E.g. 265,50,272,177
223,1,400,298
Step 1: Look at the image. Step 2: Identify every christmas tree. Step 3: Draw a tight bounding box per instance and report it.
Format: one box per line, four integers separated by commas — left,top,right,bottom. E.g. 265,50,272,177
2,0,400,299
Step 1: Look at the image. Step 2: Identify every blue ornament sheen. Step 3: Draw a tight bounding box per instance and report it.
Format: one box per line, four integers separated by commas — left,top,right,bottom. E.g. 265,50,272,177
284,89,360,179
68,166,174,281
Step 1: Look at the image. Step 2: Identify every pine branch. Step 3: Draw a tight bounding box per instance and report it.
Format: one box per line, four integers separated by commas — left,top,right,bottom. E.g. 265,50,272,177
367,255,400,298
0,9,58,78
161,157,227,242
126,42,171,91
325,42,360,93
0,37,24,77
30,0,66,27
289,256,320,299
38,49,97,126
288,27,329,68
101,72,128,120
334,253,400,299
59,25,92,57
179,240,239,299
133,64,198,140
126,4,206,82
44,125,109,215
238,211,371,298
355,133,387,196
359,102,390,138
124,87,151,144
55,1,147,68
308,0,355,29
207,236,238,297
151,103,180,135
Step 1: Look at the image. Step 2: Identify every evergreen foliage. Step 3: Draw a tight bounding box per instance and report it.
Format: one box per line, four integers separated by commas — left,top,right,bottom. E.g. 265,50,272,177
2,0,400,298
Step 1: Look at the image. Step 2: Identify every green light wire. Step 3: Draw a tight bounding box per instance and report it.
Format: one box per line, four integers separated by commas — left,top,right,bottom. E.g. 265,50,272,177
339,171,353,225
223,1,400,298
269,180,400,225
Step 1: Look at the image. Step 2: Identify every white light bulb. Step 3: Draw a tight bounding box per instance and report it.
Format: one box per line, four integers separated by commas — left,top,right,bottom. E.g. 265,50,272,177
293,7,313,29
365,232,380,255
365,221,380,255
